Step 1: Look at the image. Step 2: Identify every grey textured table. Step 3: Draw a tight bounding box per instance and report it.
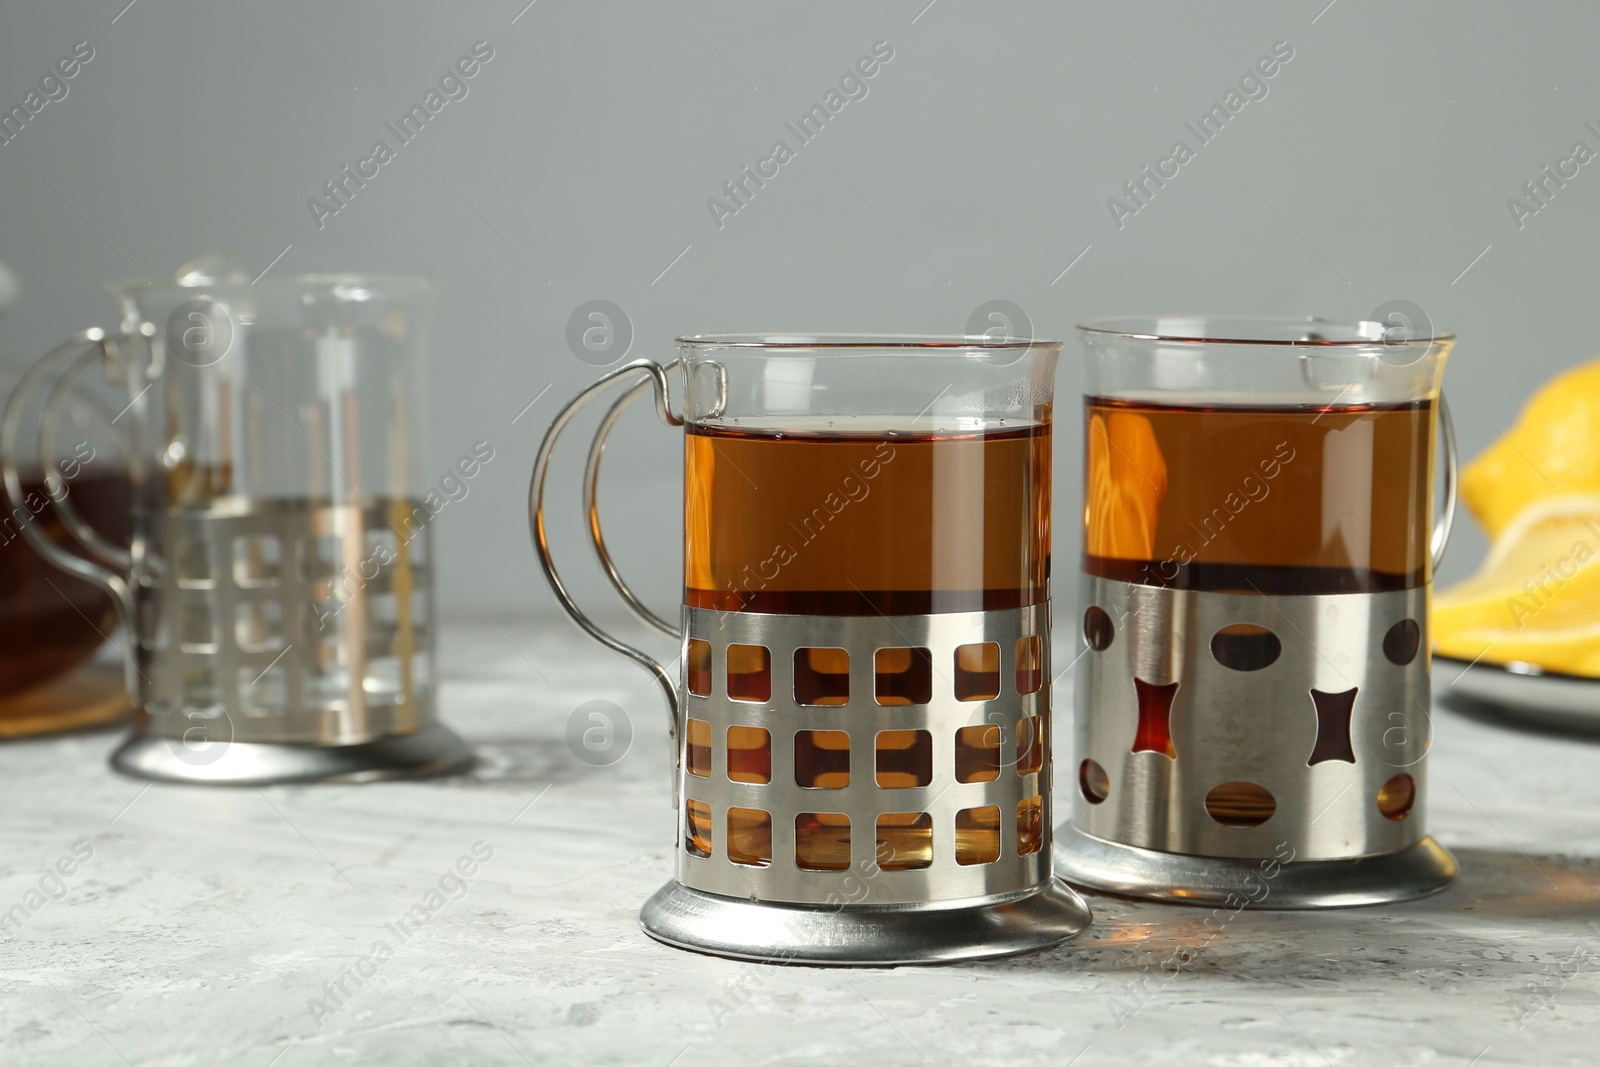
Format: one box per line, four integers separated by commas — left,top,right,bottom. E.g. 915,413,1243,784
4,619,1598,1066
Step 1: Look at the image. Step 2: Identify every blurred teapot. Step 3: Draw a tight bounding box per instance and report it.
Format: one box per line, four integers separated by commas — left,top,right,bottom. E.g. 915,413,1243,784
0,255,132,737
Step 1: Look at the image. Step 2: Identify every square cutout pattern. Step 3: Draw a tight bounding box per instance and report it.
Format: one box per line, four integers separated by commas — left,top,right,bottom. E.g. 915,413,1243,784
686,638,712,697
955,805,1001,866
365,528,399,566
795,730,849,788
235,600,284,652
179,601,218,651
181,665,221,705
147,514,437,730
307,600,343,642
686,718,712,778
1017,714,1045,776
678,629,1049,872
1017,795,1044,855
233,535,281,586
1015,635,1043,694
174,539,214,587
686,632,1044,705
727,643,771,703
794,647,849,706
953,642,1000,701
684,799,712,858
727,725,771,784
955,724,1001,783
727,807,771,867
240,662,285,717
795,812,850,871
368,592,400,629
874,647,932,706
876,812,933,871
137,594,167,650
302,535,341,581
682,797,1045,870
875,729,931,788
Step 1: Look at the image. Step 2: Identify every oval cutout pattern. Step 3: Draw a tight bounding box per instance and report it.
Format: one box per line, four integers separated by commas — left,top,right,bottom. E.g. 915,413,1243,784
1383,619,1421,666
1377,774,1416,820
1084,605,1115,651
1079,758,1110,804
1210,624,1282,672
1204,781,1276,827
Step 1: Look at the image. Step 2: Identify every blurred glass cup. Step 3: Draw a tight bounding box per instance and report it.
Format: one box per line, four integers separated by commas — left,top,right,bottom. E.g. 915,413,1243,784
1,269,471,782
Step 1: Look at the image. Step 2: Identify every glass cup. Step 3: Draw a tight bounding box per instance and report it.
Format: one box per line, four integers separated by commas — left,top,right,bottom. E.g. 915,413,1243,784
530,335,1091,964
1,274,471,784
1058,315,1459,907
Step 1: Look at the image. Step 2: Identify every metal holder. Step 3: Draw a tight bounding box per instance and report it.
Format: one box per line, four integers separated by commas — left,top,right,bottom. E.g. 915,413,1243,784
111,497,471,785
644,604,1090,964
1057,579,1455,907
531,360,1090,964
1056,399,1461,908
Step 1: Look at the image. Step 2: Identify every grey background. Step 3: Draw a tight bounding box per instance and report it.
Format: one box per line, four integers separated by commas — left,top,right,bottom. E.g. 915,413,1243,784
0,0,1590,630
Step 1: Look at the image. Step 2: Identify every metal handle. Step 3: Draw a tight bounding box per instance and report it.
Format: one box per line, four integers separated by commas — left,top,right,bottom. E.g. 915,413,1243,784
530,359,684,729
0,328,137,681
584,376,679,638
1432,390,1457,571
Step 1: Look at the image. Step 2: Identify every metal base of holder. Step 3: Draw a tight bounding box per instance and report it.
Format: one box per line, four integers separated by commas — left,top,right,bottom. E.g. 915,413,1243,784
639,878,1093,966
1054,824,1458,909
109,722,474,786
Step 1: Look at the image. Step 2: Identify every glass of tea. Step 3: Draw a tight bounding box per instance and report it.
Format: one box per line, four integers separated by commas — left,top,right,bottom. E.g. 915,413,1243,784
531,334,1091,964
1059,315,1459,908
1,273,472,784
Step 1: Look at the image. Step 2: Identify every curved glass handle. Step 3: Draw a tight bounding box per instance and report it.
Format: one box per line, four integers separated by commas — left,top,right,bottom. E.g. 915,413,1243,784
530,359,683,730
0,327,135,626
1432,391,1457,572
40,343,136,573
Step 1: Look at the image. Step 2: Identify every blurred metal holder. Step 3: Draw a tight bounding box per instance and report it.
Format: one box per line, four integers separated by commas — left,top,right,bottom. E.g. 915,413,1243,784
110,497,470,784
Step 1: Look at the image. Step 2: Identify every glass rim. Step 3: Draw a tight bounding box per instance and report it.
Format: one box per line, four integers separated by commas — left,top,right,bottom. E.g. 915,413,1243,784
107,272,434,298
1076,314,1454,348
676,332,1060,351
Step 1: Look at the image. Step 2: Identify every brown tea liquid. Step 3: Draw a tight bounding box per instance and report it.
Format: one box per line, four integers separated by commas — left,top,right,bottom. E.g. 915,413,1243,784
684,421,1051,615
684,421,1050,869
1083,397,1433,595
0,470,131,733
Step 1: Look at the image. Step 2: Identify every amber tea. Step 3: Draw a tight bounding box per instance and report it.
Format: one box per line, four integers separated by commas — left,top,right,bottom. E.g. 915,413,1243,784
0,469,129,694
0,469,131,735
684,421,1051,615
1083,396,1433,596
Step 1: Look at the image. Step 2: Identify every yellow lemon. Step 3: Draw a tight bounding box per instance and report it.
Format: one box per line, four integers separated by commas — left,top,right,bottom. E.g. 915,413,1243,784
1433,494,1600,674
1460,357,1600,539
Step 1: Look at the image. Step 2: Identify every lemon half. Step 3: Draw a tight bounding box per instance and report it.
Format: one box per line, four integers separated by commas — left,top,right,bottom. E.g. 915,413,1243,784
1434,494,1600,674
1460,358,1600,538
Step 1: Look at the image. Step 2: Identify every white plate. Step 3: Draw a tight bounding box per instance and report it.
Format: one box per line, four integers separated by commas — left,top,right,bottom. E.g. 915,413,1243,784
1435,655,1600,734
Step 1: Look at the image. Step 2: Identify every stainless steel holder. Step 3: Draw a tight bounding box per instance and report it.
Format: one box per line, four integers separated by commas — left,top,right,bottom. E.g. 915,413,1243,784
1056,577,1456,907
643,604,1090,965
1057,394,1460,908
111,497,471,785
530,361,1091,964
